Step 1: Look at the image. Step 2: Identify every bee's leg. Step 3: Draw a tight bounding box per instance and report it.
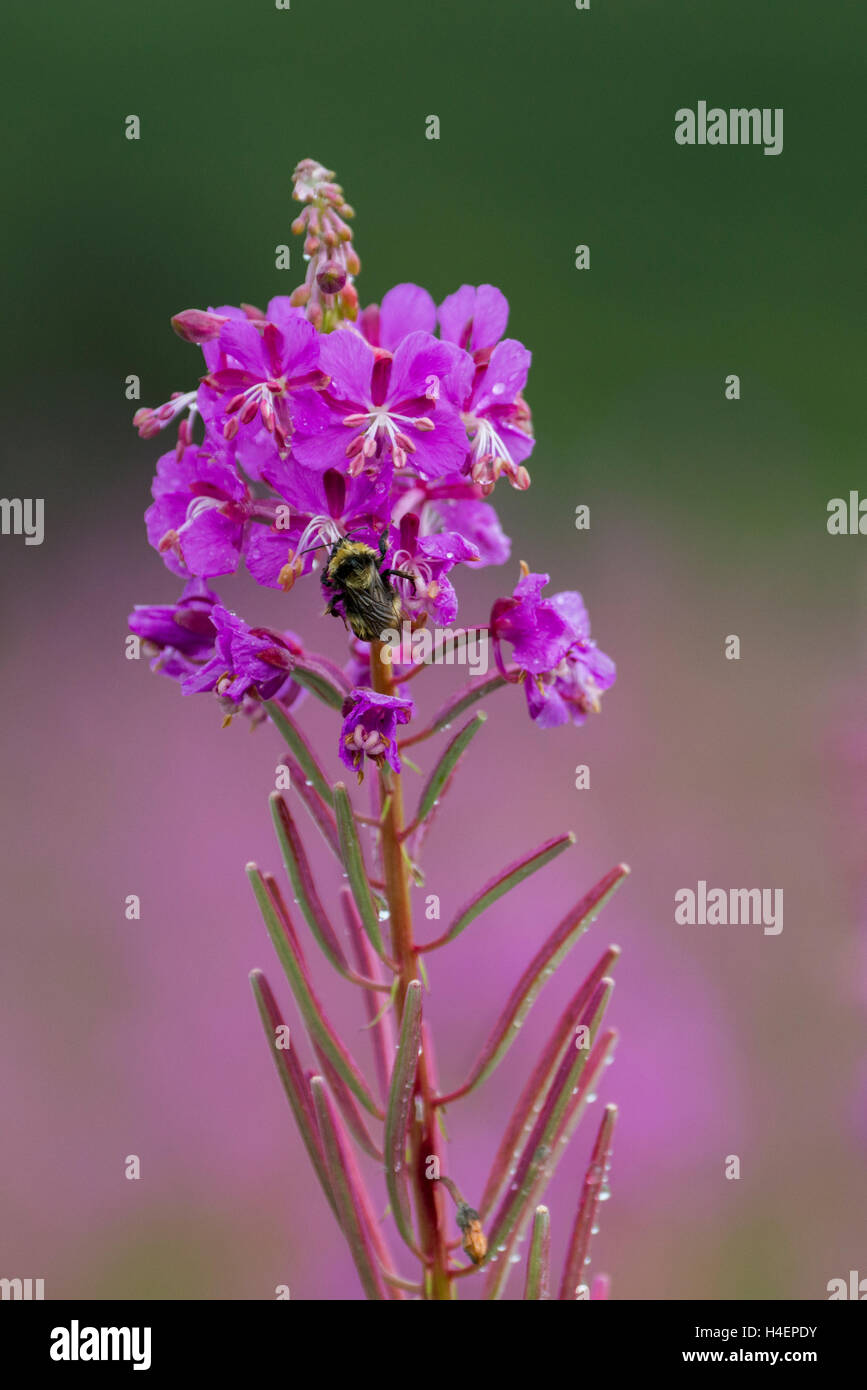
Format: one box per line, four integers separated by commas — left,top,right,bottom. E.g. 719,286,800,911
378,529,389,562
382,568,419,591
325,595,344,618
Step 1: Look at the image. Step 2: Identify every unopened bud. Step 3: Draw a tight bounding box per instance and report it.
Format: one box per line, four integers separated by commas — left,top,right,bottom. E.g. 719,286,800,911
316,260,348,295
341,283,359,318
171,309,227,345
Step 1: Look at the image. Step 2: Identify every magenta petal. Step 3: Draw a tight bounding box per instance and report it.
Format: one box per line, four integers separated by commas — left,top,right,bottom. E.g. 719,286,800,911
526,682,575,728
511,608,572,674
468,284,509,351
291,390,354,472
244,526,295,588
429,573,458,625
474,339,531,411
217,318,270,375
272,311,321,375
379,283,437,349
495,417,536,465
265,295,307,336
405,406,468,480
437,284,476,347
386,332,462,407
416,532,479,567
432,499,511,567
551,591,591,640
438,283,509,351
180,508,243,577
318,328,375,404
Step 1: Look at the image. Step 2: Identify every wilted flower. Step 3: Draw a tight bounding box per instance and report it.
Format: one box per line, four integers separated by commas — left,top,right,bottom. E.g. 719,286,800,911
491,570,615,725
525,592,616,728
128,578,219,681
490,569,574,676
182,606,303,724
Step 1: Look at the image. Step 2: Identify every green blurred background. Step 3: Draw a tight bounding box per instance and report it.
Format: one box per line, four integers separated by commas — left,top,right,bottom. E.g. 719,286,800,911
2,0,865,1300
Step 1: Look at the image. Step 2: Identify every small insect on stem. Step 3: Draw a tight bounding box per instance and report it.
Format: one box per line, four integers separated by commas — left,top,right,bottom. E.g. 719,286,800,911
434,1175,488,1266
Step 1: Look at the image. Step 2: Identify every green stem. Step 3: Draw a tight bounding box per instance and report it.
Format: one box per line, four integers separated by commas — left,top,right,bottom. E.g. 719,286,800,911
370,641,453,1301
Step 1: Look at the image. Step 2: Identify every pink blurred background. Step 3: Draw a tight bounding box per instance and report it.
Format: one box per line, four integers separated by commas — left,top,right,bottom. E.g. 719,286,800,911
1,413,864,1300
2,0,865,1300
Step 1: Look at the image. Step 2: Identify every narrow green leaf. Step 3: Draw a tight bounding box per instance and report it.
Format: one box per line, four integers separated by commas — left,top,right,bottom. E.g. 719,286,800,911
479,947,620,1217
333,782,387,961
485,1027,618,1300
439,869,628,1102
431,674,508,733
523,1206,551,1300
312,1045,384,1161
265,700,333,805
275,754,341,860
289,654,351,712
416,713,486,825
559,1104,617,1300
424,833,576,951
248,970,338,1222
340,888,395,1104
247,863,383,1118
310,1078,388,1300
269,792,349,973
384,980,423,1256
484,979,614,1267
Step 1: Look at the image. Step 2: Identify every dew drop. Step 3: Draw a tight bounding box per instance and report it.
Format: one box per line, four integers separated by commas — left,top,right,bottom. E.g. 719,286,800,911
491,383,505,396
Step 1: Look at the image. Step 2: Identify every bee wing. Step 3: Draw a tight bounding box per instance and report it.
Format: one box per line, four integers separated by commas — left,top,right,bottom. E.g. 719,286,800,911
349,583,402,642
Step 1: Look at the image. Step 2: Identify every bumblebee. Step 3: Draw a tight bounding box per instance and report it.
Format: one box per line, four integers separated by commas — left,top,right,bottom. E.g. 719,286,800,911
322,531,416,643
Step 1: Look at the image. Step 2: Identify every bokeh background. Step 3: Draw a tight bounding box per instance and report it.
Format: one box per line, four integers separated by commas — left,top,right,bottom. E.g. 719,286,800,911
1,0,865,1299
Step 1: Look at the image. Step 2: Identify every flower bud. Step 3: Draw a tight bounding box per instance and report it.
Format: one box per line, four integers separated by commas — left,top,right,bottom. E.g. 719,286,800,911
316,260,348,294
171,309,227,345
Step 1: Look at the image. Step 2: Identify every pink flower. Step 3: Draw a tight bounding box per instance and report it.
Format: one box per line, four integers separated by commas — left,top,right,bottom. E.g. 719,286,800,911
339,687,414,780
201,298,326,453
291,329,467,481
145,447,253,578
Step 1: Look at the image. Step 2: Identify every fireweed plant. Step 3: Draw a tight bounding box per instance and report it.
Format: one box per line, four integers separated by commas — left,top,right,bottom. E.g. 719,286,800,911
129,159,628,1301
